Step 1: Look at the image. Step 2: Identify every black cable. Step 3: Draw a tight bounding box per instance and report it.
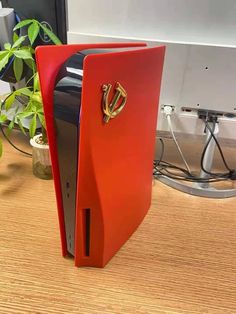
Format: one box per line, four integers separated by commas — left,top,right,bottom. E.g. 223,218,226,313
200,120,222,176
157,165,190,178
156,138,164,166
153,137,232,183
0,124,32,157
200,120,232,178
205,121,232,172
154,160,227,183
157,160,191,176
155,166,227,183
155,162,228,182
154,139,194,179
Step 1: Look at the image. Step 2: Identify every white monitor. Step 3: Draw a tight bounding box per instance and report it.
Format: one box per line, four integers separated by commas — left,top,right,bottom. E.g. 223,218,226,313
157,41,236,141
66,33,236,141
66,0,236,141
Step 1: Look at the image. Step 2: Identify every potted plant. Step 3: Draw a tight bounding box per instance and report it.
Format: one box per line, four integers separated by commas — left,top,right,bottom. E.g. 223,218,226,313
0,18,61,178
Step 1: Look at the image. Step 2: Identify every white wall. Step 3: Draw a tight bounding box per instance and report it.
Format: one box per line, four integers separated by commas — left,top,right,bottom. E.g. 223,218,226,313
68,0,236,46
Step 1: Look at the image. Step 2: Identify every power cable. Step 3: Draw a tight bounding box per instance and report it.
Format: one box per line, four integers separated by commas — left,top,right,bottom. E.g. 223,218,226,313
164,106,191,174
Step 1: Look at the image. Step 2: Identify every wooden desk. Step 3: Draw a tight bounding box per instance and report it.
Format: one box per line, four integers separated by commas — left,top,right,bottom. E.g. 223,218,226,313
0,133,235,313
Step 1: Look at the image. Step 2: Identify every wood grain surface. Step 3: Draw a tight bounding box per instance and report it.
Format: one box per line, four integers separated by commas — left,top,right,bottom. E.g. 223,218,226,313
0,131,235,314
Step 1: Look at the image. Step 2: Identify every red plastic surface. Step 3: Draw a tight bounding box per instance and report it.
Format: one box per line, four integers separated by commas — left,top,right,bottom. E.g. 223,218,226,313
35,43,165,267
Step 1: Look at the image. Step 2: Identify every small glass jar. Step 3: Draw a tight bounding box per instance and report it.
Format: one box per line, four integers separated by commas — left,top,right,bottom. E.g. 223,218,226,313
30,134,52,180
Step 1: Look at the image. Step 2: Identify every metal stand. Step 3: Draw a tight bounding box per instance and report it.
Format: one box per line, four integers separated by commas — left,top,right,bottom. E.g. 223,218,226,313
158,122,236,198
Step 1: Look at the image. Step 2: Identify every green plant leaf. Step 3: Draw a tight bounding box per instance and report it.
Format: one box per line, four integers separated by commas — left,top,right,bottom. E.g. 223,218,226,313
38,113,46,128
6,116,15,136
13,57,23,82
24,58,36,71
28,21,40,45
17,111,34,119
14,49,33,60
8,118,15,129
4,93,15,110
33,100,43,111
0,53,11,72
16,87,33,97
0,50,9,56
29,114,37,138
4,43,11,50
31,93,42,104
33,72,40,91
24,100,34,112
12,35,27,48
40,24,62,45
13,32,19,43
37,108,44,114
21,45,35,54
0,51,9,62
0,114,7,124
0,138,2,157
13,19,33,31
17,118,27,136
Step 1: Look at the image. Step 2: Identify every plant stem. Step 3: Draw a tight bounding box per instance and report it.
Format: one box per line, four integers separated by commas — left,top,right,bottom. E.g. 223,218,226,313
41,126,48,144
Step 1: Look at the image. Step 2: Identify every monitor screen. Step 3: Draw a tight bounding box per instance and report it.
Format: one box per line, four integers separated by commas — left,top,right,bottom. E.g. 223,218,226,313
1,0,67,44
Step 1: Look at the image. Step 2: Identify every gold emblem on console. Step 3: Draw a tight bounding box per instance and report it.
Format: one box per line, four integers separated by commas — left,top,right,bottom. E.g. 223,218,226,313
102,82,127,123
